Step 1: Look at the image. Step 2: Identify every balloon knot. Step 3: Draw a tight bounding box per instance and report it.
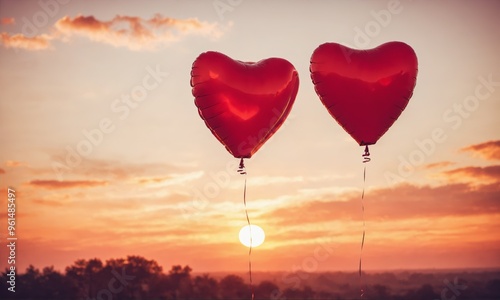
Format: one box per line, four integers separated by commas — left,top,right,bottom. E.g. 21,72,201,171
237,158,247,175
362,145,371,163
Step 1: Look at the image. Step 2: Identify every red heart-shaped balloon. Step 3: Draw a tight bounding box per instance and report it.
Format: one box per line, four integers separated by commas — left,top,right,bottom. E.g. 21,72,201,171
310,42,418,146
191,51,299,158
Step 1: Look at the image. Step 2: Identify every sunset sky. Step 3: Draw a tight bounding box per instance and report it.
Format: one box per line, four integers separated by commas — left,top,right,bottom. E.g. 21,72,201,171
1,0,499,276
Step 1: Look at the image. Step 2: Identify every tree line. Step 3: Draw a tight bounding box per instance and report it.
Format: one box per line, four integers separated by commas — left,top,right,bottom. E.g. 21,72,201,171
1,255,499,299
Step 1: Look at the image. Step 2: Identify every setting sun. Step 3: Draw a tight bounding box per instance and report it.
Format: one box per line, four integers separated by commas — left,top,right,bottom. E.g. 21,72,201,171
239,224,265,248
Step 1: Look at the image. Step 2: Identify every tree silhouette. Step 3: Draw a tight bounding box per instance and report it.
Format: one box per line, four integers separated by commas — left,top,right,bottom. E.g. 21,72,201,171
17,265,43,299
255,280,280,300
39,266,75,299
282,285,315,300
65,258,104,299
192,274,219,300
405,284,439,300
105,255,163,299
168,265,193,299
371,284,391,300
0,256,499,300
219,274,250,300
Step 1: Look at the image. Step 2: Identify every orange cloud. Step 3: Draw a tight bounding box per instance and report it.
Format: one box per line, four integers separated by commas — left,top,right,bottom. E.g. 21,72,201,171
136,176,173,184
55,14,226,50
461,140,500,161
1,17,15,25
0,168,5,174
424,161,455,169
46,157,183,181
33,199,65,207
32,193,73,207
263,182,500,226
5,160,29,167
441,165,500,184
0,32,51,50
1,14,226,51
28,179,108,189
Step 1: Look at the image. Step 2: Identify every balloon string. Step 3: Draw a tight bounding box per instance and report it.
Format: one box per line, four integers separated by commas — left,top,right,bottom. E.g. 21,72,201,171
238,158,254,300
362,145,371,163
359,146,370,298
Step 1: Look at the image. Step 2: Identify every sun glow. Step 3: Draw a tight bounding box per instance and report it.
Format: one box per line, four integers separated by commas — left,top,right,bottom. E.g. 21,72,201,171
239,224,265,248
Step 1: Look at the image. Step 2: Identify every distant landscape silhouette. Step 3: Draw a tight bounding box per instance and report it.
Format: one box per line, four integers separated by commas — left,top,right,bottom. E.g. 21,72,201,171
1,255,499,300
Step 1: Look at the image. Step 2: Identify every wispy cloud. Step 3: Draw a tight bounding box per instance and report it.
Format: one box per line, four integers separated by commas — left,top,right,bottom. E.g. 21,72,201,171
0,32,52,50
136,176,173,184
45,158,183,181
262,182,500,226
33,199,65,207
5,160,29,167
440,165,500,184
33,194,72,207
28,179,108,189
461,140,500,161
55,14,226,50
227,173,352,189
1,17,15,25
1,14,228,51
135,171,203,186
227,175,304,188
424,161,455,169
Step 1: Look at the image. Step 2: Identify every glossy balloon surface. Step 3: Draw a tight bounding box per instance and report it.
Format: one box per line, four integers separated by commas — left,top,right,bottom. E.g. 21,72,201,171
191,51,299,158
310,42,418,146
